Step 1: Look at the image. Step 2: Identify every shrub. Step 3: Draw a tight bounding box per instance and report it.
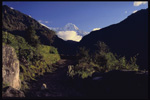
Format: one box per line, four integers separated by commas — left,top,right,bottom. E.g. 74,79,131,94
94,41,139,72
105,52,119,71
49,47,58,54
67,65,75,78
68,41,139,79
19,49,34,62
77,47,90,60
127,55,139,71
93,53,107,71
67,62,95,79
95,41,109,54
25,26,40,47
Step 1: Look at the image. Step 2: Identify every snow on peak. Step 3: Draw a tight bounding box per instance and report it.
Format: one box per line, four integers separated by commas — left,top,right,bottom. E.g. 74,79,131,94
92,28,101,31
49,23,89,42
50,23,89,36
64,23,79,30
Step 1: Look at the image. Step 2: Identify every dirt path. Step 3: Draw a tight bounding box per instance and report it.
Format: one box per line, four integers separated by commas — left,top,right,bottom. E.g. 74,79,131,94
25,59,84,98
23,59,148,99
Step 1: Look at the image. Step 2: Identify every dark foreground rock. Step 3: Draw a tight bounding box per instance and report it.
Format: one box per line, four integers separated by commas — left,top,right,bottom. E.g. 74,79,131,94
81,70,148,99
2,86,25,97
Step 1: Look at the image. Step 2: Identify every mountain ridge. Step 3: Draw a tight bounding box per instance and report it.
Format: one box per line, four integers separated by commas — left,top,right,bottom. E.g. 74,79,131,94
2,5,78,55
2,5,148,69
79,8,148,69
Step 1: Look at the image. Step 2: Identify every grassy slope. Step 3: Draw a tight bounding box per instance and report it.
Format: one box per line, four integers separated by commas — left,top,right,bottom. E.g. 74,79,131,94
2,31,60,91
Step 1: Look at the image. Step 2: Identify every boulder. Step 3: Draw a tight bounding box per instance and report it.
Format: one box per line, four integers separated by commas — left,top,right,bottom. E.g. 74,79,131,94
41,83,47,90
2,45,21,90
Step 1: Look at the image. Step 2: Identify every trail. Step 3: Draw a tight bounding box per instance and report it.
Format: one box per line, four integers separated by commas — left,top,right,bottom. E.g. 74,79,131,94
24,59,148,99
25,59,84,98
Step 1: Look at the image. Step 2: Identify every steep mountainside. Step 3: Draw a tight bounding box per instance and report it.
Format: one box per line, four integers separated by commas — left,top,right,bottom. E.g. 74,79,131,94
79,9,148,69
2,5,77,55
2,5,55,45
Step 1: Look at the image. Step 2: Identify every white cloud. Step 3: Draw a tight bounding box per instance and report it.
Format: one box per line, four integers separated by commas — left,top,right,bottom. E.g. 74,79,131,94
56,31,82,42
125,11,128,14
10,7,14,9
133,1,148,6
92,28,101,31
132,10,138,13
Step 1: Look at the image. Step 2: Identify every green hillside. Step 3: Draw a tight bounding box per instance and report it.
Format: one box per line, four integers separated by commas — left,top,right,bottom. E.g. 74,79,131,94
2,31,60,91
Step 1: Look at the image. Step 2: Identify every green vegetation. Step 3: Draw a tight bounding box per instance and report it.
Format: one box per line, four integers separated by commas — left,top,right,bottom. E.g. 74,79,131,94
68,41,139,79
25,26,40,47
2,30,60,91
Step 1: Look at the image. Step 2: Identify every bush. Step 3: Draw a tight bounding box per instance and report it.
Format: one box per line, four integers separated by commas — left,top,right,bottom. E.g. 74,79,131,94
95,41,109,53
49,47,58,54
105,52,119,71
67,64,95,79
25,26,40,47
19,49,33,62
127,55,139,71
94,41,139,72
77,47,90,60
67,65,75,78
68,41,139,79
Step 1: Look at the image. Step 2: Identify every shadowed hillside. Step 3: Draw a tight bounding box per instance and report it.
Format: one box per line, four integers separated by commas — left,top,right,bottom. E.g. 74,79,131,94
79,9,148,69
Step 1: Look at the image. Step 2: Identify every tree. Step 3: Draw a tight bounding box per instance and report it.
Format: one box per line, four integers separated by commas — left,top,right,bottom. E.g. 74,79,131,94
93,41,110,71
96,41,109,54
25,26,40,47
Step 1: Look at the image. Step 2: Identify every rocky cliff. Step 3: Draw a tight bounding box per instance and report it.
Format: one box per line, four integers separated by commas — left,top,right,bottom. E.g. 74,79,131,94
2,44,21,90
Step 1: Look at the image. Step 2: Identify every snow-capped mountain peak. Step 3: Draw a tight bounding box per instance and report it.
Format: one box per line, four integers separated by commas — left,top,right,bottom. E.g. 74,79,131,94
50,23,89,36
64,23,79,30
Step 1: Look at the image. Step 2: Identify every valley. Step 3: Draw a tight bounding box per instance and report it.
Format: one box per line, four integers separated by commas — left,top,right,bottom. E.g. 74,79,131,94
2,4,148,99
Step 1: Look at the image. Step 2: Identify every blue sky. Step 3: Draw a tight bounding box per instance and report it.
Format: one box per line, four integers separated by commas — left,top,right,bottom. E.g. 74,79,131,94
3,1,148,32
2,1,148,41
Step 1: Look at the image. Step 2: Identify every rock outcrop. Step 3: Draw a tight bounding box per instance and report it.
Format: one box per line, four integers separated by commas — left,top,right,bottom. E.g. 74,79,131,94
2,44,21,90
